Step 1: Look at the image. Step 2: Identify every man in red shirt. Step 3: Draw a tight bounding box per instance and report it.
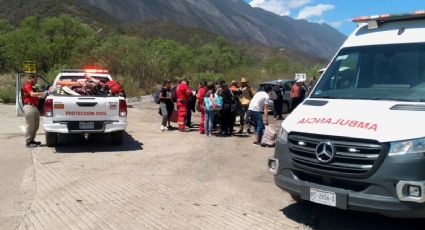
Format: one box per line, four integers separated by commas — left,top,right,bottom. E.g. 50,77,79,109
23,74,46,148
176,80,192,132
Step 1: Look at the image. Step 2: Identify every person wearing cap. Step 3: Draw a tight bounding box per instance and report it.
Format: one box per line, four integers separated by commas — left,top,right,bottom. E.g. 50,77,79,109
159,80,174,131
238,77,254,134
291,78,306,111
22,74,46,148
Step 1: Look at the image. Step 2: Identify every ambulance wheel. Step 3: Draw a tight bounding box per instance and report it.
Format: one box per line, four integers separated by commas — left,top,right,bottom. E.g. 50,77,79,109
46,132,57,147
290,194,306,204
111,131,123,145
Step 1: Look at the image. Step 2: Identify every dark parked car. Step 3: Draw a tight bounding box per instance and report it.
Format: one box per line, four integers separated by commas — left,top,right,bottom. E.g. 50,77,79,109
257,80,295,114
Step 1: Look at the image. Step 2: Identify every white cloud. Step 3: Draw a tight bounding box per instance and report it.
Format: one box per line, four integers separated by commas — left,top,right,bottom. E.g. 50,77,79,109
249,0,311,16
328,20,344,28
296,4,335,19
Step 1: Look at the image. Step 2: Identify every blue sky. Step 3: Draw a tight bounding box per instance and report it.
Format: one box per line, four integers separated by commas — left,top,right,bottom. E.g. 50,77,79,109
244,0,424,35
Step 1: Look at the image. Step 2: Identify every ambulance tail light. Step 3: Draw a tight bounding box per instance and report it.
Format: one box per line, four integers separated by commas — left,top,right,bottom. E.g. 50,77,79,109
119,99,127,117
44,99,53,117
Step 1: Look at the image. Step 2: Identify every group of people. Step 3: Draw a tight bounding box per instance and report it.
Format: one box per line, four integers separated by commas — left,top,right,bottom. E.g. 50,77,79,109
157,77,278,146
157,76,317,146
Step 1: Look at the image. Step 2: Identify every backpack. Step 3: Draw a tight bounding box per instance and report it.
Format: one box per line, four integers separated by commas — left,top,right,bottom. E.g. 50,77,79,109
261,126,277,147
204,96,223,111
211,96,223,110
154,89,161,104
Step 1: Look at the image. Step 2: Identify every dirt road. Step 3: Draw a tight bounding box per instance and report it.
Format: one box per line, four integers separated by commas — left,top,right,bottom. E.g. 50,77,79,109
0,102,424,230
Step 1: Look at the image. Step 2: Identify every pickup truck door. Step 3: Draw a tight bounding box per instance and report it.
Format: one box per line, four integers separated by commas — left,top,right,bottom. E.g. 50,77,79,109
16,73,51,116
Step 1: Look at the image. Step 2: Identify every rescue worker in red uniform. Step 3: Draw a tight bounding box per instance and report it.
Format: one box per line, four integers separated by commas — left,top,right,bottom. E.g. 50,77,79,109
176,80,192,132
196,82,207,134
23,74,46,148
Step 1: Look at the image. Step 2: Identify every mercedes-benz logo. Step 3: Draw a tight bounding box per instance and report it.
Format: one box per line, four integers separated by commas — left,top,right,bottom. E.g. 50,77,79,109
315,141,336,163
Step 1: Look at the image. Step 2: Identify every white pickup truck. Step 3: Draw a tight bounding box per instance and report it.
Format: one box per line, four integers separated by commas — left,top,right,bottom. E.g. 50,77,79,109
17,69,127,147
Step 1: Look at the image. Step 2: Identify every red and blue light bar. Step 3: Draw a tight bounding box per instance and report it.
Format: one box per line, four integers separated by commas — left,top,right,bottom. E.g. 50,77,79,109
353,10,425,23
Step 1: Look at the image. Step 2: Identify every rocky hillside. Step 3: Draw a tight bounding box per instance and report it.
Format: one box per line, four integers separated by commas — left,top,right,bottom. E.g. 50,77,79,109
77,0,346,58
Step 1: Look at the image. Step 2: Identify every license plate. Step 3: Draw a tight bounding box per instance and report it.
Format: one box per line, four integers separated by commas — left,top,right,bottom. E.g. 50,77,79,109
310,188,336,207
79,122,95,130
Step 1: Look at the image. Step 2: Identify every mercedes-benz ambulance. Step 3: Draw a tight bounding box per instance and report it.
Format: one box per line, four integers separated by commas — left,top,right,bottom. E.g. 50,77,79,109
269,11,425,218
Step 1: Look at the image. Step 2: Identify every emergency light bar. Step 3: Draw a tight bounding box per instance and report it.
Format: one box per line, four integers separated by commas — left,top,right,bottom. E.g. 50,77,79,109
84,69,109,73
61,69,109,73
353,10,425,25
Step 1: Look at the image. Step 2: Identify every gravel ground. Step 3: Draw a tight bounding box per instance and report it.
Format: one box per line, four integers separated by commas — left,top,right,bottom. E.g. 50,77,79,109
1,102,424,230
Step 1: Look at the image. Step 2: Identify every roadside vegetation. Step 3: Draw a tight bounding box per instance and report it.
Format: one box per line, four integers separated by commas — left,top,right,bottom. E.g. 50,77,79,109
0,15,324,103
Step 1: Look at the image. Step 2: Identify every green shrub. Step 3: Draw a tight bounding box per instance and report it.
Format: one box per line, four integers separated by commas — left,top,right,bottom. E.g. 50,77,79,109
0,87,15,104
193,72,224,86
116,75,143,97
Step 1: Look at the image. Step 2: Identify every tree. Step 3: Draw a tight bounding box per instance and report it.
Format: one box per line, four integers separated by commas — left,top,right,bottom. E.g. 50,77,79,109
194,37,241,73
0,20,14,72
1,15,98,73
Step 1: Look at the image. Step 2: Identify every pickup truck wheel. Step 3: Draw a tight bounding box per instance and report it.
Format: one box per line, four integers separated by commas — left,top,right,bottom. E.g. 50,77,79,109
46,132,57,147
111,131,123,145
282,102,290,114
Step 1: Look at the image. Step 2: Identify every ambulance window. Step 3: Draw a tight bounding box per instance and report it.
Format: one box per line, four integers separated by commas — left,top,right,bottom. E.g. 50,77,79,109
335,53,359,89
312,43,425,102
316,52,360,93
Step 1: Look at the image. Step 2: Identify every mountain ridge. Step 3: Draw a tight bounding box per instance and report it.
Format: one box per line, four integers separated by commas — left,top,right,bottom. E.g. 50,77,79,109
0,0,346,59
77,0,346,58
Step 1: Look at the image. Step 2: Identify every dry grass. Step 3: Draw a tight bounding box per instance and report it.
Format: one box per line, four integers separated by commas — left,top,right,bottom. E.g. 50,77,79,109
0,73,15,104
0,74,15,88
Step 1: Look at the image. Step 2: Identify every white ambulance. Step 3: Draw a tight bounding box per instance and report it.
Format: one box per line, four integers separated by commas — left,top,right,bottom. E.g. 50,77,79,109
269,11,425,218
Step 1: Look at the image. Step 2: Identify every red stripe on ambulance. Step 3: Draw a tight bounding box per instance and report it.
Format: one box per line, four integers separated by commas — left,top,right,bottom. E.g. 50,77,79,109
297,118,378,132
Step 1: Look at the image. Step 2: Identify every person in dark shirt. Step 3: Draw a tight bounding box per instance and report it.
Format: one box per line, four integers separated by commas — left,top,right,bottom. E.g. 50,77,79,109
272,81,284,120
185,81,195,128
221,83,239,136
159,80,174,131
